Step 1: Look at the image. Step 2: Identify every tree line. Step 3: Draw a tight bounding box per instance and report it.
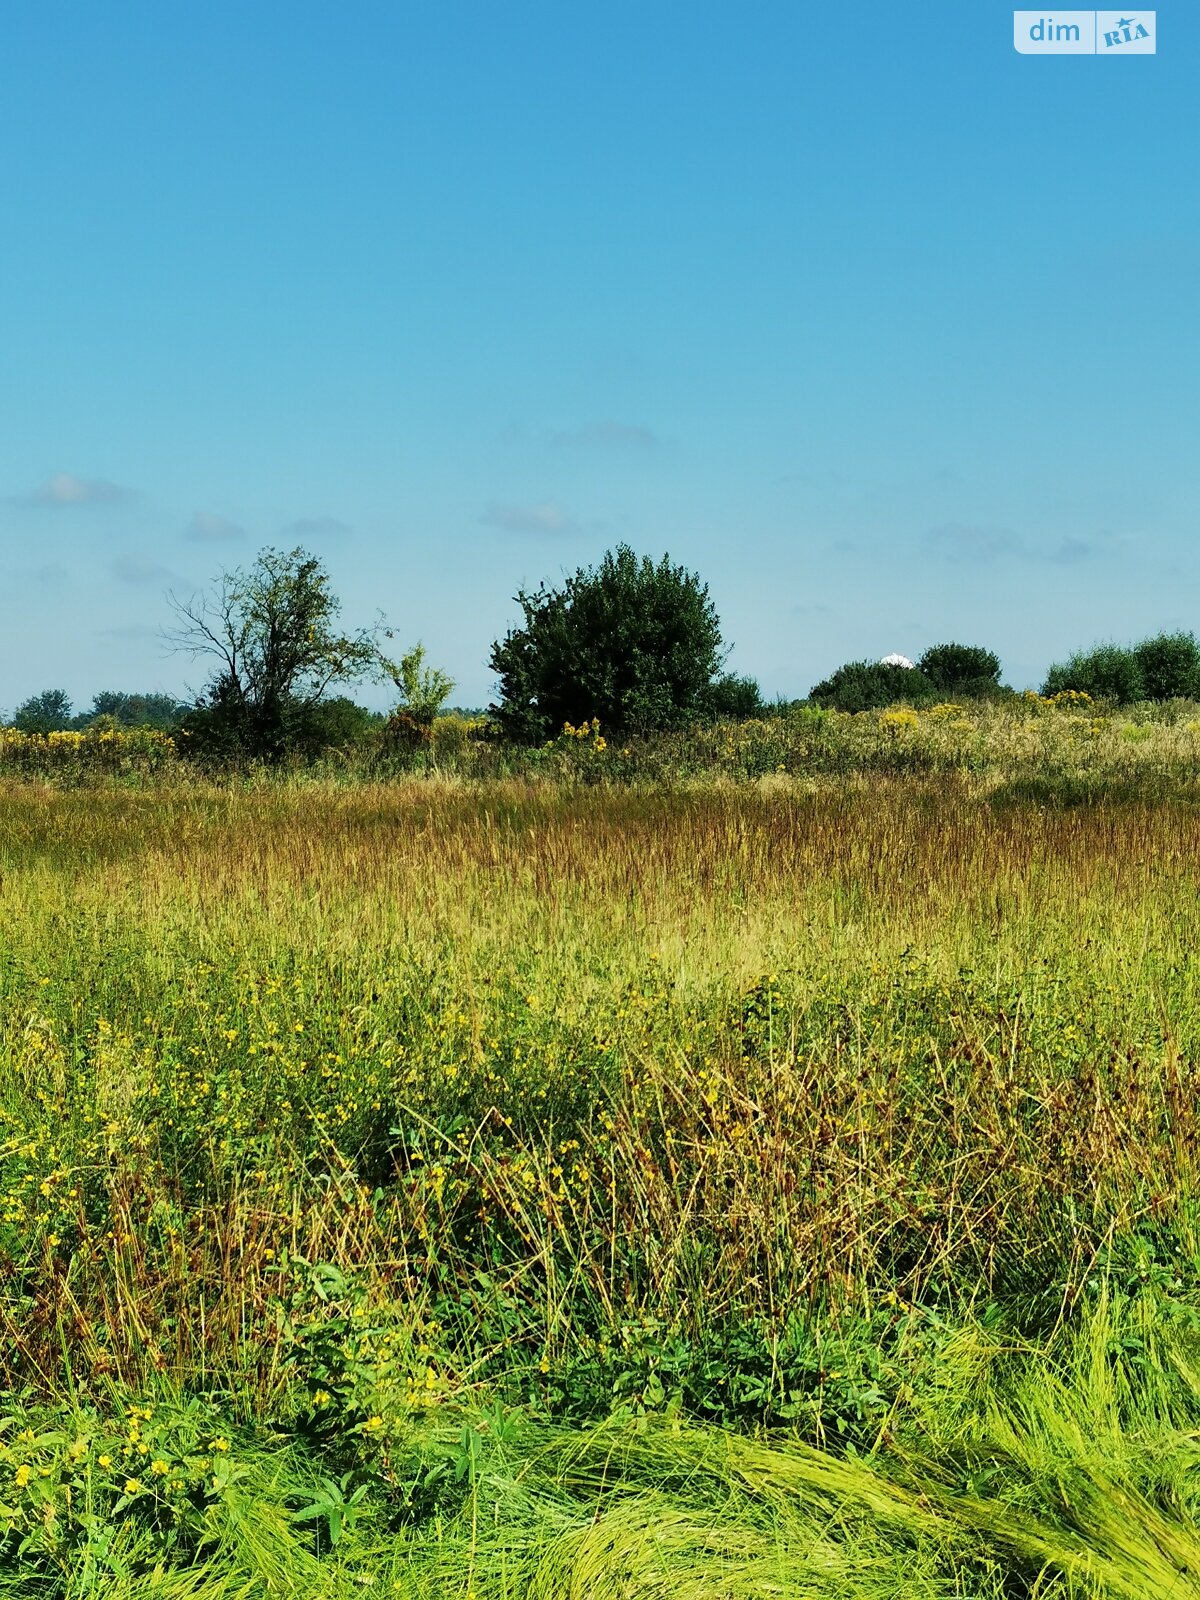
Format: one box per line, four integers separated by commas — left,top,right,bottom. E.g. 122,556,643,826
7,544,1200,758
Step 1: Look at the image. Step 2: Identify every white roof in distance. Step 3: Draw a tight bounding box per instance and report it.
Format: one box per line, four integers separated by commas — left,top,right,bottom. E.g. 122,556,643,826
879,653,916,669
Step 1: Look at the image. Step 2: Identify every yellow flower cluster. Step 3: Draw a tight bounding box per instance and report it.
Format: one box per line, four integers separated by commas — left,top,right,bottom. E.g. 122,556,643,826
1021,688,1094,707
0,725,177,777
0,727,175,747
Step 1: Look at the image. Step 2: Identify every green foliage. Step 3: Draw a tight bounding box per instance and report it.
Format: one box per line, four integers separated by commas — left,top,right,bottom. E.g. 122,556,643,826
0,1395,253,1588
700,672,765,721
527,1306,922,1443
289,1472,369,1551
808,660,938,712
297,696,382,754
916,642,1002,695
489,543,727,740
1042,642,1145,703
378,642,455,726
84,690,190,730
1132,631,1200,700
13,688,73,733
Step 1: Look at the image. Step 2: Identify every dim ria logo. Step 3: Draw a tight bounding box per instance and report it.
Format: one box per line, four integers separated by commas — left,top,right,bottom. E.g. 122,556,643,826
1013,11,1156,52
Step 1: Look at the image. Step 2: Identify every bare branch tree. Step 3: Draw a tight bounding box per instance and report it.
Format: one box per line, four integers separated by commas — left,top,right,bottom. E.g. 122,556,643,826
165,546,384,760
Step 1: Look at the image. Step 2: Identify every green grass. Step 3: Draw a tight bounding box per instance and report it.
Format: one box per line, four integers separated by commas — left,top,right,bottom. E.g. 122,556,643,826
5,776,1200,1593
8,1297,1200,1597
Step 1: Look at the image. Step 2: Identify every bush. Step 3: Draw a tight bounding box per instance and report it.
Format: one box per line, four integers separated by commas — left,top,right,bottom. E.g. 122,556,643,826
1042,644,1145,704
808,661,938,714
181,692,380,765
1132,632,1200,701
917,643,1001,695
702,673,765,721
298,696,382,753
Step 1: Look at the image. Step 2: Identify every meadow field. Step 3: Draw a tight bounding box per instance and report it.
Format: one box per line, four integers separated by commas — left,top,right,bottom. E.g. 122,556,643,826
5,734,1200,1595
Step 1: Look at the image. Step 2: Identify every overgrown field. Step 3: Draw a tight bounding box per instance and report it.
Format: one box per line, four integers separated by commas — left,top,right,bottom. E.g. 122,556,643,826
5,778,1200,1596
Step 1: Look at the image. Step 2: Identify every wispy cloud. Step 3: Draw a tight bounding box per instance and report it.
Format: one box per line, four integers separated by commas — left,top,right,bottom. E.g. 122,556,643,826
21,472,135,507
279,516,352,540
922,523,1024,563
186,512,245,543
550,419,662,453
111,554,177,585
482,500,583,536
922,523,1130,566
96,623,162,640
5,561,70,585
1049,530,1127,564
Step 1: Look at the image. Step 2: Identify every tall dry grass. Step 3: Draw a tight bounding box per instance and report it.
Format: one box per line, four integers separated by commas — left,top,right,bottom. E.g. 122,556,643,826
3,778,1200,1408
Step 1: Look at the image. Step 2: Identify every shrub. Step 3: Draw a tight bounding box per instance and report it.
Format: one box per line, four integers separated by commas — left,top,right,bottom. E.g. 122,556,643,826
702,673,765,721
1042,644,1145,704
1132,632,1200,701
808,661,938,713
917,643,1001,695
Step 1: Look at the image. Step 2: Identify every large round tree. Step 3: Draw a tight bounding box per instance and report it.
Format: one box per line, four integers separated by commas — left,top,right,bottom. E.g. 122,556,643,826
489,544,729,741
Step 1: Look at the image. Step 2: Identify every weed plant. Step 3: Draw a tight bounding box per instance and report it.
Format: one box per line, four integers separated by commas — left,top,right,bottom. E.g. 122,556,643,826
4,777,1200,1593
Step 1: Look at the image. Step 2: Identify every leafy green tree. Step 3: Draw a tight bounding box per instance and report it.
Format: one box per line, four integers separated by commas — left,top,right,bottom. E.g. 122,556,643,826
489,544,727,741
1131,632,1200,701
84,691,190,730
1041,644,1144,703
808,661,938,713
917,643,1002,697
168,546,382,762
13,689,73,732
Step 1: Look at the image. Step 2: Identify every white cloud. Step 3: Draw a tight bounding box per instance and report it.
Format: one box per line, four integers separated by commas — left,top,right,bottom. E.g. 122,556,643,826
26,472,134,506
186,512,245,543
482,500,580,536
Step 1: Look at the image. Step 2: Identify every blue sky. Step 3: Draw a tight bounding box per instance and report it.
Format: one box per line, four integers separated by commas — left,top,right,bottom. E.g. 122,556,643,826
1,2,1195,711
